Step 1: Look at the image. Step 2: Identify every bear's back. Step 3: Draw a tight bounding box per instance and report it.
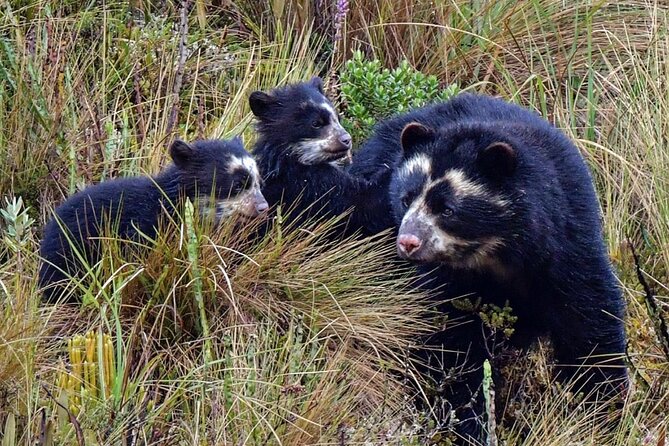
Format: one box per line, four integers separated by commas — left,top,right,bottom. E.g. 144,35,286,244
48,176,164,237
39,175,164,301
350,94,572,180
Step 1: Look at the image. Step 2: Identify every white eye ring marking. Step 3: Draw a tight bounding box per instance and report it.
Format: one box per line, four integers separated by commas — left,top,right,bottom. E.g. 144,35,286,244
318,101,340,124
226,155,262,192
442,169,487,198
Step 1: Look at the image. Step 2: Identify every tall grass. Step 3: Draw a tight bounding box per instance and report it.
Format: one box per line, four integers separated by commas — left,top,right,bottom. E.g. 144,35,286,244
5,209,432,443
1,0,669,444
0,2,324,225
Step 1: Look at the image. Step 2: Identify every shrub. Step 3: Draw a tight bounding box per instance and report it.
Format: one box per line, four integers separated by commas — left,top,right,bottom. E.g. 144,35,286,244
339,50,459,144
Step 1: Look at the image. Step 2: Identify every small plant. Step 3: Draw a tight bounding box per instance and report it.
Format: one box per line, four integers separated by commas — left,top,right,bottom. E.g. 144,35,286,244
483,359,498,446
56,331,117,416
0,196,35,255
43,330,161,444
39,331,119,444
339,50,459,144
451,296,482,313
183,198,212,365
479,301,518,340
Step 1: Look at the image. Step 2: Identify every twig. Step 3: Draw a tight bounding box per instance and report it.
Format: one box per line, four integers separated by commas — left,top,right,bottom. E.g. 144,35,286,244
166,0,191,143
629,241,669,362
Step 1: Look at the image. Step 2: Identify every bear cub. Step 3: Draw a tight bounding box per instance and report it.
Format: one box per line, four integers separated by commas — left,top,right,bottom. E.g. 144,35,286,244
249,77,390,236
39,138,268,303
354,93,627,441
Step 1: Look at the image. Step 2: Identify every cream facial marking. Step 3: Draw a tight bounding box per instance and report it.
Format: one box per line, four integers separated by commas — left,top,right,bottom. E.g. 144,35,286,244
211,182,266,220
292,138,334,164
399,163,509,210
315,100,348,139
227,155,261,182
397,163,509,267
400,201,505,269
318,101,341,125
226,155,263,197
439,169,510,208
199,193,246,221
290,101,351,165
398,153,432,180
442,169,487,198
199,155,266,221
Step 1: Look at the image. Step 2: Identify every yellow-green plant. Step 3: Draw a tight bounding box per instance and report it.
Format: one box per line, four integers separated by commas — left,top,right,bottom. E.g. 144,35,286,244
56,331,116,416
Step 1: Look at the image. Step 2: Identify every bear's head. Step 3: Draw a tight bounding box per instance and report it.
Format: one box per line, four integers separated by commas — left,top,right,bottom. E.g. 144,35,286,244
169,138,268,222
390,121,527,271
249,77,352,167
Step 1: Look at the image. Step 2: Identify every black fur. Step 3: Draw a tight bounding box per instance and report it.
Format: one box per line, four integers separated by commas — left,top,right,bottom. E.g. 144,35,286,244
250,78,391,236
352,93,628,442
39,138,266,303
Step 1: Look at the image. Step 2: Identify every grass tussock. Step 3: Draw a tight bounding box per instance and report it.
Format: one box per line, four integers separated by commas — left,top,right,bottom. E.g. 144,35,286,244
2,0,669,444
21,206,432,444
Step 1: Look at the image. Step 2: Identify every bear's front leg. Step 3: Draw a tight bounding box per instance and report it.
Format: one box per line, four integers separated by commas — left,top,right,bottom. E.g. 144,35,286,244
417,316,492,445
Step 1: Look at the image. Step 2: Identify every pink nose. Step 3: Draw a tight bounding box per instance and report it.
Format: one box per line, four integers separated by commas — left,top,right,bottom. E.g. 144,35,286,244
255,200,269,214
398,234,422,256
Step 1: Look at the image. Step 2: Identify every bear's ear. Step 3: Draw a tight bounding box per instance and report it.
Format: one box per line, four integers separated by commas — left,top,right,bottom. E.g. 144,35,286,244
478,142,517,178
170,139,195,168
308,76,324,94
249,91,279,118
400,122,435,157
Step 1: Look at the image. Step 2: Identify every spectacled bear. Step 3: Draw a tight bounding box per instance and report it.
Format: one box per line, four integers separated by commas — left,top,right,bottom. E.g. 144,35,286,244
39,138,268,303
249,77,392,236
352,93,627,442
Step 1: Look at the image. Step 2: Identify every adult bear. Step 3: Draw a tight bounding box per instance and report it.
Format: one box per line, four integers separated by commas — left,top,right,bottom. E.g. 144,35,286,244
351,93,628,442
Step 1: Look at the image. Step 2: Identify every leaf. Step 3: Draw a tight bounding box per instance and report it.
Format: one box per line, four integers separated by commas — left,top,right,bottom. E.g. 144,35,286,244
2,413,16,446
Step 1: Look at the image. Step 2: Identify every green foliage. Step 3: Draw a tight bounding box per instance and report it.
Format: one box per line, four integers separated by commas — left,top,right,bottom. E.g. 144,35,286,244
479,301,518,339
339,50,459,144
0,197,34,255
451,296,482,312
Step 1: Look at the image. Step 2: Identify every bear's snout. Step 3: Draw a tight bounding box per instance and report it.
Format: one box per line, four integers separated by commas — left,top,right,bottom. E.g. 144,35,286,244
397,216,430,260
252,189,269,216
398,234,422,257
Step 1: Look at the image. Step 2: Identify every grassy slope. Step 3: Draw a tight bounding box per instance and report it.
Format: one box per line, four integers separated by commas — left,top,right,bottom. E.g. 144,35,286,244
0,0,668,444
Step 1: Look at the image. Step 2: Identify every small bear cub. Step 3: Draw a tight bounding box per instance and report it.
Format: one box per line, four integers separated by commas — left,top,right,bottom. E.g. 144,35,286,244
39,138,268,303
250,77,352,169
250,77,387,235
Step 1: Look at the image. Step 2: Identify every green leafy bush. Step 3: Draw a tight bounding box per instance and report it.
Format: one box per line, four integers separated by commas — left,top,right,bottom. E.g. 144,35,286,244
339,50,460,145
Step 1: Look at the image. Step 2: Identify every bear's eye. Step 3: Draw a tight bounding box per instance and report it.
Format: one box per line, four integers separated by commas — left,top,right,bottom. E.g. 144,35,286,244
401,195,414,209
230,178,251,196
312,117,327,129
441,206,454,217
